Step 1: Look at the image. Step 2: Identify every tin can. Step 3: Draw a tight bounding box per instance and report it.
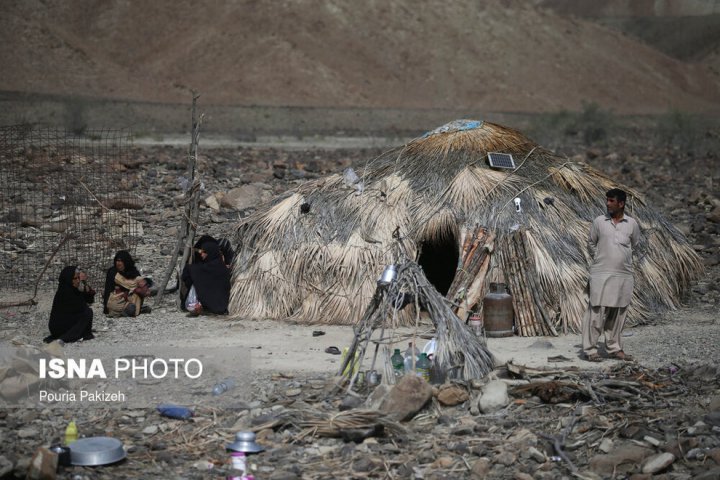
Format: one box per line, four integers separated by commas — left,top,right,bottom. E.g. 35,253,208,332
367,370,381,385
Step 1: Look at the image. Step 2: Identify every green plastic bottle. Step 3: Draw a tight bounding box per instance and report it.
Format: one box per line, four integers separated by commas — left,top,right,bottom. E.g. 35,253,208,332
64,420,78,445
416,353,431,382
391,348,404,377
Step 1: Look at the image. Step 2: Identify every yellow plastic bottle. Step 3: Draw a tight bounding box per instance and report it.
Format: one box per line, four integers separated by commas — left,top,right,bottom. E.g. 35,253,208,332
340,347,360,376
64,420,78,445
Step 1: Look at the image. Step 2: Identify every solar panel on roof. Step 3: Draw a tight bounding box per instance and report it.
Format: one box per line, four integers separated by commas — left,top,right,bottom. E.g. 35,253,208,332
487,152,516,169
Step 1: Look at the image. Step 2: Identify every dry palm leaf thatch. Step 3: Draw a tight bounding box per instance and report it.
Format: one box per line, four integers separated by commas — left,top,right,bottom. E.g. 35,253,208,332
230,119,702,333
252,407,406,440
338,261,496,386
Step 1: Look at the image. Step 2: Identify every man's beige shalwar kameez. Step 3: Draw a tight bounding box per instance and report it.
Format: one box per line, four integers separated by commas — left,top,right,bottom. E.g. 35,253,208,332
582,214,641,356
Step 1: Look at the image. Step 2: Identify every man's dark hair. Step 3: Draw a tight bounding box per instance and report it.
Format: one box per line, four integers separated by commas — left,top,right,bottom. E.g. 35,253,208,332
606,188,627,203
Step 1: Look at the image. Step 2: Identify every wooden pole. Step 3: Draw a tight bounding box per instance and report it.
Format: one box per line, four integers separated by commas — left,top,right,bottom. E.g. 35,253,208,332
154,92,203,308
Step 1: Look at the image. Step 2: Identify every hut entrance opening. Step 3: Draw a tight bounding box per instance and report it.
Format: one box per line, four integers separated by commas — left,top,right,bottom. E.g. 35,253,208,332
416,233,459,296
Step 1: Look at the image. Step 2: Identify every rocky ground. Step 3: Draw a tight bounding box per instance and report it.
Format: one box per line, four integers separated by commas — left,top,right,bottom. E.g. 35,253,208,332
1,130,719,479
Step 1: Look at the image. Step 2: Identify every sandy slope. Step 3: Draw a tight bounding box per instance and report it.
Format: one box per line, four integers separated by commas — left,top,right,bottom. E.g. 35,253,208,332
1,0,719,113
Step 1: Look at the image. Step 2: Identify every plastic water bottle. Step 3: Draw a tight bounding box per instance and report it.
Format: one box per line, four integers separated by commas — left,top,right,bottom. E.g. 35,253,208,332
64,420,78,446
416,353,431,382
212,378,236,396
391,348,404,377
403,342,420,372
226,451,246,480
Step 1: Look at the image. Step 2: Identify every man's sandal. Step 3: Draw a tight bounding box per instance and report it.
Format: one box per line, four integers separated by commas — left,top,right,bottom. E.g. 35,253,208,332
584,353,602,363
609,351,634,362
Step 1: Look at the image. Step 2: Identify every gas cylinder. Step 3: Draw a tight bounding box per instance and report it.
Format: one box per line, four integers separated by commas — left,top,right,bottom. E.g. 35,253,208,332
482,283,514,337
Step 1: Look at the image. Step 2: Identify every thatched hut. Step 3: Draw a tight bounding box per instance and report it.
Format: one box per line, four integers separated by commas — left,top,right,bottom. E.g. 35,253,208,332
230,120,702,334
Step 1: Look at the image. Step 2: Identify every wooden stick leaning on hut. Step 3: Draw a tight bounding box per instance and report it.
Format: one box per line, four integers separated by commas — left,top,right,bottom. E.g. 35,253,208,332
154,93,204,308
516,231,557,336
510,233,541,335
447,226,494,320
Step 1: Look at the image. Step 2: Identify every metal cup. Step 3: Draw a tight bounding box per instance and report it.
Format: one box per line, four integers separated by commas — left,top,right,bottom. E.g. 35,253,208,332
378,264,397,286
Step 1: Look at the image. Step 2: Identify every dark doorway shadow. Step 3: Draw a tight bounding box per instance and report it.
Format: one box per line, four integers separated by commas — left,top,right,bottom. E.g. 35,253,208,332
416,231,459,296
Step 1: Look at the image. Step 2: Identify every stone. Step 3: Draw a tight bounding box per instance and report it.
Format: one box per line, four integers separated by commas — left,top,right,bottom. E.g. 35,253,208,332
364,384,391,410
514,473,533,480
478,380,510,413
508,428,537,444
588,445,653,476
284,388,302,397
192,460,214,470
430,456,454,468
203,194,220,211
0,455,13,477
641,452,675,474
352,457,374,472
17,427,40,438
339,394,363,411
695,467,720,480
269,472,300,480
437,384,469,406
379,375,432,421
221,183,272,211
528,446,546,463
27,447,57,480
472,458,491,478
705,411,720,427
708,447,720,464
142,425,159,435
599,438,613,453
495,450,517,466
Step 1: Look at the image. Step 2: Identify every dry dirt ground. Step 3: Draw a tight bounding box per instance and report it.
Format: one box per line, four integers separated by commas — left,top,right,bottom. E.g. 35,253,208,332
1,134,719,479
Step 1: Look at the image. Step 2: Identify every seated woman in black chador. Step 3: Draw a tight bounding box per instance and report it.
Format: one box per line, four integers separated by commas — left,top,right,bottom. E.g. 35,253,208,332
181,241,231,315
192,234,234,268
103,250,151,317
44,266,95,343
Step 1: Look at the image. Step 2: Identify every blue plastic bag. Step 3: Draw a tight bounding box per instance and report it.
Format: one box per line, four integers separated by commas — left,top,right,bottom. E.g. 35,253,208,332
157,403,194,420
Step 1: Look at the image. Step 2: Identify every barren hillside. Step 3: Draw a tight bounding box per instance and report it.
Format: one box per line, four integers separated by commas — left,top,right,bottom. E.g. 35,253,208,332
1,0,719,114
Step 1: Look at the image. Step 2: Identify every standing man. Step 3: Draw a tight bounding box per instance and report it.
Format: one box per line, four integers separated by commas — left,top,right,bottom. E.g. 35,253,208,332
582,188,642,362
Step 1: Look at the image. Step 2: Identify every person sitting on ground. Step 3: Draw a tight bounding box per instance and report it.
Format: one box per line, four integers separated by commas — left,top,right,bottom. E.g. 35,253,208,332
181,241,231,316
103,250,151,317
44,266,95,343
192,234,234,268
179,234,234,305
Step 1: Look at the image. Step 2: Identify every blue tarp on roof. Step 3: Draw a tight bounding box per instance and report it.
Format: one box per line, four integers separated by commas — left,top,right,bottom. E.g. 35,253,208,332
422,119,483,138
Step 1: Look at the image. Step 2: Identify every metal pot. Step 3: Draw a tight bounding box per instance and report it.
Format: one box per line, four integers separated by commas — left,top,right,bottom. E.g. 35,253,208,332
69,437,126,466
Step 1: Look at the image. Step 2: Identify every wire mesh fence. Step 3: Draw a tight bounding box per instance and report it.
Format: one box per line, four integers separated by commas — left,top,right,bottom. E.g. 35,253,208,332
0,125,140,293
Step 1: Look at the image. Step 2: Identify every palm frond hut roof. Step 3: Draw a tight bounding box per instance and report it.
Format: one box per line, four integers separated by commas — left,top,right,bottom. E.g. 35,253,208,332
230,120,702,334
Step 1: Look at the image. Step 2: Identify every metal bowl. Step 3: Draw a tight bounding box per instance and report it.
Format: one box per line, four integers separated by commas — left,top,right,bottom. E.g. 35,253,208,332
69,437,126,466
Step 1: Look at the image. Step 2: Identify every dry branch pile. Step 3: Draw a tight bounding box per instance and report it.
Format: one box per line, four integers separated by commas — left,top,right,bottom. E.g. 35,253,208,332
338,261,495,385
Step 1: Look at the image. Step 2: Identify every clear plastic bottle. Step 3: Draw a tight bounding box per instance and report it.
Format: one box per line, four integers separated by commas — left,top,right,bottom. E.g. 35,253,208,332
416,353,431,382
391,348,405,377
403,342,420,373
226,451,246,479
211,378,236,396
